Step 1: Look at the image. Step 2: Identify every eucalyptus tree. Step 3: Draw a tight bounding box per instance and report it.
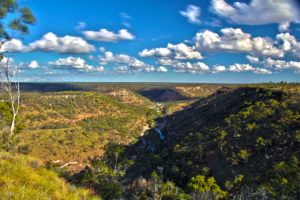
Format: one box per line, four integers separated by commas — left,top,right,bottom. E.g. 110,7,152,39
0,0,35,145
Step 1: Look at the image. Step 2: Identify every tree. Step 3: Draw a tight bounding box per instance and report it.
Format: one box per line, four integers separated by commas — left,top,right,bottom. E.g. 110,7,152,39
0,57,19,144
0,0,36,49
0,0,36,146
187,175,227,200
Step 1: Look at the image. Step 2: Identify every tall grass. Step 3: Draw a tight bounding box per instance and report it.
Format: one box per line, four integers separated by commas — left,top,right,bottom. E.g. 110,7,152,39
0,152,101,200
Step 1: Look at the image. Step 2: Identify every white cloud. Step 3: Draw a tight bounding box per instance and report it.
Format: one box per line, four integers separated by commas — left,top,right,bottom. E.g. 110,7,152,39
172,61,210,74
155,58,180,66
112,60,155,74
156,59,210,74
246,55,259,63
154,55,273,74
28,32,95,54
139,47,172,58
276,33,300,59
94,66,104,72
180,5,201,25
157,66,168,72
252,37,284,58
98,51,155,74
279,22,290,32
28,60,39,69
252,68,273,74
0,39,26,53
75,22,86,31
0,33,95,54
82,29,135,42
212,64,226,73
210,0,300,32
167,43,203,59
194,28,284,57
247,56,300,73
139,43,203,60
228,63,272,74
228,63,253,72
99,51,132,65
48,57,104,72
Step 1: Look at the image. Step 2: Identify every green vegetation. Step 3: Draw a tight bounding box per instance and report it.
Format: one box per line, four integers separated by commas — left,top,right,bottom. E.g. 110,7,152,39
1,82,299,199
0,151,100,200
11,91,150,167
119,84,299,199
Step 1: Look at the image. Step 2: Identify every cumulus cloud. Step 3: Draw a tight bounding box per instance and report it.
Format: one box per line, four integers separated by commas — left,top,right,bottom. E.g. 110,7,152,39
28,60,39,69
139,48,172,58
167,43,203,59
246,55,259,63
99,51,132,65
194,28,284,57
157,66,168,72
112,60,155,74
156,58,209,74
155,58,180,66
247,56,300,73
0,39,26,53
172,61,210,74
276,33,300,59
180,5,201,25
0,33,95,54
82,29,135,42
210,0,300,32
212,64,226,73
28,32,95,54
155,57,271,74
98,51,155,74
228,63,272,74
139,43,203,60
48,57,104,72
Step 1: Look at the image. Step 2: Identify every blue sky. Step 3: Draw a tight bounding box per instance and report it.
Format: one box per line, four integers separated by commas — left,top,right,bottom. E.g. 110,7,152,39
1,0,300,83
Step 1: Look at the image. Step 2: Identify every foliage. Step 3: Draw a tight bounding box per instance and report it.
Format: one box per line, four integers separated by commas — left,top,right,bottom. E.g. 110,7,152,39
122,84,300,200
0,0,36,41
187,175,226,200
10,92,149,166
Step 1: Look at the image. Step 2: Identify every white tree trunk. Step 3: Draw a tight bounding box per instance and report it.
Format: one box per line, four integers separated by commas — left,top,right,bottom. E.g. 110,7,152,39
0,57,20,145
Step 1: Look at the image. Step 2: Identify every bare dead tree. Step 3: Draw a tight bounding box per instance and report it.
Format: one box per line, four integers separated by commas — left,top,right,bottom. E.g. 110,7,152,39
0,57,20,145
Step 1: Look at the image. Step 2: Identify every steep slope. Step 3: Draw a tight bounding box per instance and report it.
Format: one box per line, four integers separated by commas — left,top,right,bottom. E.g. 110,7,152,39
124,85,300,199
0,152,100,200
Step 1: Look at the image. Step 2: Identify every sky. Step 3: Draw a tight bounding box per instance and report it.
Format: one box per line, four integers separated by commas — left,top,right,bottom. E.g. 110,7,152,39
1,0,300,83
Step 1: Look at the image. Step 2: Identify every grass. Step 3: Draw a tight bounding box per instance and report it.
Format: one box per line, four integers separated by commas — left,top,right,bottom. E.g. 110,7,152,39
0,151,101,200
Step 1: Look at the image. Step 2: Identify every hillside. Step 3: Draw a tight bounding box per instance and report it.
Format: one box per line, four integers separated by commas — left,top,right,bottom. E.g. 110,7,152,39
0,151,100,200
117,84,300,199
1,83,220,170
0,83,299,199
0,91,152,171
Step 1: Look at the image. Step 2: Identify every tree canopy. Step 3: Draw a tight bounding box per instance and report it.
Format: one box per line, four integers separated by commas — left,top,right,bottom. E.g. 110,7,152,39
0,0,36,43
